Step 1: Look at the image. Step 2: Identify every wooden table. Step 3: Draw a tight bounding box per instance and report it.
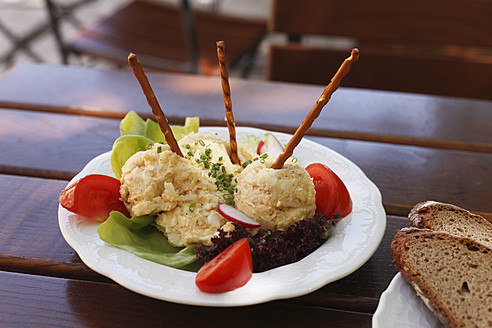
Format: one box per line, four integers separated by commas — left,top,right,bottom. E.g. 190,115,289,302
0,63,491,327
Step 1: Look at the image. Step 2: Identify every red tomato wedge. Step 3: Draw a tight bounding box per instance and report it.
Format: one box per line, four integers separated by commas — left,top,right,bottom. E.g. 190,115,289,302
59,174,129,221
195,238,253,293
305,163,352,218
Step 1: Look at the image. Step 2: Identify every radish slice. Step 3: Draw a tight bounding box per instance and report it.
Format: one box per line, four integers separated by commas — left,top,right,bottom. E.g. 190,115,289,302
257,132,284,157
265,132,284,157
218,203,261,228
257,140,265,155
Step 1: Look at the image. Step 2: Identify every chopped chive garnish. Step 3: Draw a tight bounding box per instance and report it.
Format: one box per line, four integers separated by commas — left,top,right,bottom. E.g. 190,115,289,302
190,146,237,206
242,160,252,168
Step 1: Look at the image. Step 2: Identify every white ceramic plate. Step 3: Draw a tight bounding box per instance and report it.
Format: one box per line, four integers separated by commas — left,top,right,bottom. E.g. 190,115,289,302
373,273,444,328
59,126,386,306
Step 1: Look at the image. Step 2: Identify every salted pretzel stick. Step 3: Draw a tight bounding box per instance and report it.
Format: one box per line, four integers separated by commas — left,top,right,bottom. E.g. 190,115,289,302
216,41,240,165
128,53,183,157
272,48,359,169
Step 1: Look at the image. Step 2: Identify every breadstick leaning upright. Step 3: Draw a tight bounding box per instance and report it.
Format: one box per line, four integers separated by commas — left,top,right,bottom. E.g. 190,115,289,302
216,41,240,165
272,48,359,169
128,53,183,157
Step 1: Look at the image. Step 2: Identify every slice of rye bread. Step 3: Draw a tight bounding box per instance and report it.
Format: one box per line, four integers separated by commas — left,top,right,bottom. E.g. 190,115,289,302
409,201,492,249
391,228,492,328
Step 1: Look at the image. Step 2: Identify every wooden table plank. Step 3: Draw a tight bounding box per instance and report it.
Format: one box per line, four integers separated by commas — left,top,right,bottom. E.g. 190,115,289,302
0,109,119,180
0,174,108,282
296,215,408,313
0,271,372,327
2,62,490,327
306,136,492,219
0,173,405,313
1,63,491,152
1,109,491,217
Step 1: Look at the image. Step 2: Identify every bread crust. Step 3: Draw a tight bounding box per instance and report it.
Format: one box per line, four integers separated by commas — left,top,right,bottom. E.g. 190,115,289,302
408,201,492,250
391,228,492,328
409,201,490,230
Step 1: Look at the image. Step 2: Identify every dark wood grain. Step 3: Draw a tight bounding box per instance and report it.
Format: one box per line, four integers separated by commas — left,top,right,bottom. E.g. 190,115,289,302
0,174,109,282
1,63,491,152
297,215,407,312
0,173,401,313
268,0,492,100
0,62,490,326
0,109,119,180
271,0,492,47
305,136,492,220
1,110,491,218
267,44,492,101
0,271,372,328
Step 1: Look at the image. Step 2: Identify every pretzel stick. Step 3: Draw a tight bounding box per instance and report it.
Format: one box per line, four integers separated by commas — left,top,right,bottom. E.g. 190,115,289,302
272,48,359,169
128,53,183,157
216,41,240,165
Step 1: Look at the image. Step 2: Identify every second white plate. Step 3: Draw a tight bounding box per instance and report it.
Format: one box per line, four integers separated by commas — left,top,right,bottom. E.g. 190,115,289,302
373,273,444,328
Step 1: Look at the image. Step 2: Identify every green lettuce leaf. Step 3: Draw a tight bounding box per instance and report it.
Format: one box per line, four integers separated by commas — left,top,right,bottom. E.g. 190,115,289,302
110,113,199,179
171,116,200,140
243,134,261,154
143,119,163,142
120,110,146,136
103,113,203,271
110,135,155,179
143,116,200,143
97,211,198,269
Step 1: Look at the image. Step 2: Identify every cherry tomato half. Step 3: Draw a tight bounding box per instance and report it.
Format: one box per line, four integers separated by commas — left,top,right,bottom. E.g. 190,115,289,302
195,238,253,293
59,174,130,221
305,163,352,218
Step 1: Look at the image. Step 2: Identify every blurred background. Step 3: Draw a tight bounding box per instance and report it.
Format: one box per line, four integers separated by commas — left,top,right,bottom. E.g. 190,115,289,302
0,0,273,78
1,0,490,100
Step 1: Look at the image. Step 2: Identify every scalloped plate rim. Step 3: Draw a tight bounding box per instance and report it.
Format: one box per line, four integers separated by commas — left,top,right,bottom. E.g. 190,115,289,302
58,126,386,307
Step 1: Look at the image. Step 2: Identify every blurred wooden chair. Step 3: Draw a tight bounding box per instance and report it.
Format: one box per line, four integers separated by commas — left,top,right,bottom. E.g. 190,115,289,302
48,0,266,76
267,0,492,100
0,0,95,70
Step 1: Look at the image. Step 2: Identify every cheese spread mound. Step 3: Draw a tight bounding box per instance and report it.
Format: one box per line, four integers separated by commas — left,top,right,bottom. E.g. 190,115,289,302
235,158,316,231
120,143,184,216
179,132,256,173
120,132,253,247
119,131,316,247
